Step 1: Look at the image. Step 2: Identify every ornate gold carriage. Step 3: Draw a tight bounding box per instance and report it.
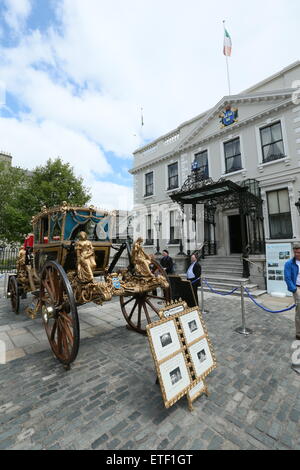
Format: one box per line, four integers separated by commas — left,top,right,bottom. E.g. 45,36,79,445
7,204,170,368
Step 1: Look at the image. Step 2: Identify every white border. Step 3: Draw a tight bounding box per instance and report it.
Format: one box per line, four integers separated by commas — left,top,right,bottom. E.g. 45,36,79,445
159,352,191,403
149,320,181,362
188,338,214,379
179,310,205,345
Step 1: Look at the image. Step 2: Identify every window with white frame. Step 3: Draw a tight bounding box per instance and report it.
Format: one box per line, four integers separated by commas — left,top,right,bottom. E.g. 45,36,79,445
194,150,209,178
169,211,180,245
267,189,293,239
167,162,179,190
260,122,285,164
224,138,242,174
145,172,154,197
145,214,154,245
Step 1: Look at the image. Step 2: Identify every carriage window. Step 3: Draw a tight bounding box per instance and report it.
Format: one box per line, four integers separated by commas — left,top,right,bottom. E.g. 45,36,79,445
50,219,62,241
72,220,97,241
41,216,49,243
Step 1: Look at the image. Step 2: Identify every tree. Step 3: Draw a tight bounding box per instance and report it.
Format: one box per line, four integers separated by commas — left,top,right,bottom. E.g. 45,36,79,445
0,162,30,243
0,158,91,243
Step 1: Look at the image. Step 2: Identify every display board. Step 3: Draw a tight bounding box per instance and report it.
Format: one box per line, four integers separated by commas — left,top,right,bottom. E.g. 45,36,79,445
266,243,292,296
146,301,216,411
168,275,197,308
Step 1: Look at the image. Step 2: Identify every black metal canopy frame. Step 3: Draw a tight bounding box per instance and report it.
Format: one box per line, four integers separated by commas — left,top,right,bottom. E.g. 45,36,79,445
170,172,265,278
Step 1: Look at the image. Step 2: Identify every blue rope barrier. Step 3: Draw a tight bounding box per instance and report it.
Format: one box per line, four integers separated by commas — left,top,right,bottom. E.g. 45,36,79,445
245,288,296,314
203,279,239,296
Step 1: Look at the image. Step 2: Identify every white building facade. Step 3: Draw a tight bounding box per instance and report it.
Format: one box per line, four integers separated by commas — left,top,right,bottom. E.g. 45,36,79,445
130,62,300,289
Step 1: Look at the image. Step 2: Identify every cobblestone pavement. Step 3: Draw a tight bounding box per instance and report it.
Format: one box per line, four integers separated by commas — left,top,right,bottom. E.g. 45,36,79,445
0,281,300,450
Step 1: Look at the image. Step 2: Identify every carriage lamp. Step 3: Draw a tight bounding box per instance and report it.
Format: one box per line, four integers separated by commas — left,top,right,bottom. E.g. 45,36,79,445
295,194,300,216
154,217,162,256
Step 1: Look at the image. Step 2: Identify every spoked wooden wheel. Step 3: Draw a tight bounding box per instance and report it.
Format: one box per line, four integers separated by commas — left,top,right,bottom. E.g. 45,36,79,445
120,260,171,335
40,261,80,368
8,275,20,314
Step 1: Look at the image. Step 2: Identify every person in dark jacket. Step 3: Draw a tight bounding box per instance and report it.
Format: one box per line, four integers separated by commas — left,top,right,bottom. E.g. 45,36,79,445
186,253,202,306
284,243,300,339
160,250,174,275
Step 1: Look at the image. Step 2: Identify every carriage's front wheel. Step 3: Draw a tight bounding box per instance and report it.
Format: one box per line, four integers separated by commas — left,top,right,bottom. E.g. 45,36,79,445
40,261,80,367
120,260,171,335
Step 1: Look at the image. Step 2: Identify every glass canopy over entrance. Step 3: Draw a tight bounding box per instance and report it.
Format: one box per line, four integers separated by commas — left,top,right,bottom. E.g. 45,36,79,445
170,173,265,278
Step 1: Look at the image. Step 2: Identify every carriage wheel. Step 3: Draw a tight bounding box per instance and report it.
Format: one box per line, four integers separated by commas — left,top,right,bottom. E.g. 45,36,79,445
120,260,171,335
8,276,20,314
40,261,80,368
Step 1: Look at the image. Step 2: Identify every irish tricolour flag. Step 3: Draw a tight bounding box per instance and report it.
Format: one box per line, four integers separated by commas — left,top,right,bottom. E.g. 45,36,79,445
223,27,232,57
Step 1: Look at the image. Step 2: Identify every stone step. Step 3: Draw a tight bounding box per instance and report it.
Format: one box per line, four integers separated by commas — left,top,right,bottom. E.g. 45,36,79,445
203,275,250,284
202,259,242,263
201,262,243,268
205,254,242,260
203,269,243,276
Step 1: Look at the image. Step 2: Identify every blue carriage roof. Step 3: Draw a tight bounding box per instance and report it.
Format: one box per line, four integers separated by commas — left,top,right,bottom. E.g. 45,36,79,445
32,204,115,241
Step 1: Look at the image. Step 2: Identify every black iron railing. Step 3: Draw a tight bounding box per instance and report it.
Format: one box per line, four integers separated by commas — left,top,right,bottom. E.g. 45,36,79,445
0,246,19,273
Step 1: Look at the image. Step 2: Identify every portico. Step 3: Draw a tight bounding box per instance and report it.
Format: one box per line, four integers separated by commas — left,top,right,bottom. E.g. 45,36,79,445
171,173,265,278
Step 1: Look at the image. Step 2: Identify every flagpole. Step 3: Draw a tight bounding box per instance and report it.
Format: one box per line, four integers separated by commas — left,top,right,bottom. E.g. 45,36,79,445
226,55,231,96
223,20,231,96
141,106,144,139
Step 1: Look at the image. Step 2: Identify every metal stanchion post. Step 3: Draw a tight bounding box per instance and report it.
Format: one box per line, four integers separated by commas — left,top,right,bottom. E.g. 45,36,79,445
235,282,253,336
200,276,209,314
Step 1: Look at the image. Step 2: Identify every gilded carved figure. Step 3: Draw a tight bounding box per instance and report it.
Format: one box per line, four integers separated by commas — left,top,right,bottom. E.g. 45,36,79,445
131,237,155,278
75,231,97,283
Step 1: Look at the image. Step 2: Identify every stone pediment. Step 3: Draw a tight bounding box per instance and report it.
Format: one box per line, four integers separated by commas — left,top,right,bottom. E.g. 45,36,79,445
177,90,294,151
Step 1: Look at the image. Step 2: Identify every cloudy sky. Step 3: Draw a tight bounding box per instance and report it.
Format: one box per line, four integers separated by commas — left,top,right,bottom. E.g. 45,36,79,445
0,0,299,210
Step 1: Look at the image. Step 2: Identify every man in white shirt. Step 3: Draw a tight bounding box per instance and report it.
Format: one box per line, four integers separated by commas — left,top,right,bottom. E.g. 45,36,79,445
186,253,202,306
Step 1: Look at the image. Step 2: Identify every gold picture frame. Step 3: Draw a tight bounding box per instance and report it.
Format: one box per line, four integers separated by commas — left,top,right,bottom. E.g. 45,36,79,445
147,302,217,410
158,300,188,320
187,379,209,411
147,316,193,409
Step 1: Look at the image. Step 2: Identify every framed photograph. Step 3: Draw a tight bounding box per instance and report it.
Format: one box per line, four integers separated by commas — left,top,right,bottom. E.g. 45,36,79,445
188,337,216,380
159,301,187,320
178,308,205,345
148,318,182,362
158,352,192,407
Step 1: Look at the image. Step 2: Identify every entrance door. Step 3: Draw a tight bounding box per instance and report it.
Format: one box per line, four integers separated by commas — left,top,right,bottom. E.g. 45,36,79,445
228,215,243,254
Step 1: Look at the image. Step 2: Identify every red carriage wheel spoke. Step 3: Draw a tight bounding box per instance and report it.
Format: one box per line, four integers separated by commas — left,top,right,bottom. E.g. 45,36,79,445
50,320,58,342
145,299,160,315
143,303,152,325
122,297,135,308
128,299,138,322
137,303,142,329
57,321,63,355
60,315,74,344
42,279,55,304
